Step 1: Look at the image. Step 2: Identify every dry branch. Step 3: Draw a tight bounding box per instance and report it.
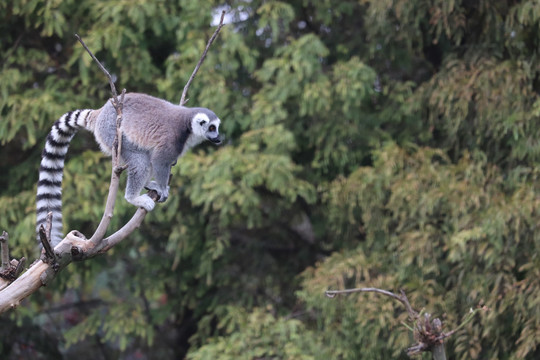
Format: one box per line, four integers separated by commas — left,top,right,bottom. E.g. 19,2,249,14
89,89,127,245
326,287,418,321
326,287,459,359
75,34,120,104
0,259,50,311
180,10,226,106
75,34,128,245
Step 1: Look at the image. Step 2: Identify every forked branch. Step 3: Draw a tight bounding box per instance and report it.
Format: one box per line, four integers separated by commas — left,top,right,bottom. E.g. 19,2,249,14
326,287,418,321
325,286,473,359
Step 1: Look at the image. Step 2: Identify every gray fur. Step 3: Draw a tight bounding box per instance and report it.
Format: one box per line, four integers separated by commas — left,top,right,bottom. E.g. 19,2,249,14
37,93,222,246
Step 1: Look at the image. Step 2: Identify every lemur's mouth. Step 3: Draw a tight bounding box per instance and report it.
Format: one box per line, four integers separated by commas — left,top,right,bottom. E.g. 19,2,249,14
208,135,223,145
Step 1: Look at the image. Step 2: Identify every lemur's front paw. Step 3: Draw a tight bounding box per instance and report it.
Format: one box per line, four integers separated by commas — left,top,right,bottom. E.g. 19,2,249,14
127,194,155,211
144,181,169,203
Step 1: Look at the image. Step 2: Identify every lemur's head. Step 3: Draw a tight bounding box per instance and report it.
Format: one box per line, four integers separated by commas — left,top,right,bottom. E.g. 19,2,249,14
191,108,223,145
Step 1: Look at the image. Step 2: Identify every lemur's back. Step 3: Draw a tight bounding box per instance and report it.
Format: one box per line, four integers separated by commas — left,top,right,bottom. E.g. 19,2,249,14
91,93,190,153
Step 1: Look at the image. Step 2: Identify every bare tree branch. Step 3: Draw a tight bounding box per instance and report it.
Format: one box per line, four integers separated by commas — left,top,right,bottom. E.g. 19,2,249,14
89,88,127,245
0,259,50,311
75,34,127,245
180,10,226,106
326,287,418,320
75,34,120,104
97,191,159,254
326,287,456,359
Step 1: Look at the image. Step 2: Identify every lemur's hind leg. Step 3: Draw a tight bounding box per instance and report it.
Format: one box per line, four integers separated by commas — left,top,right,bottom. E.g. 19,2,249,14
145,159,173,203
123,148,155,211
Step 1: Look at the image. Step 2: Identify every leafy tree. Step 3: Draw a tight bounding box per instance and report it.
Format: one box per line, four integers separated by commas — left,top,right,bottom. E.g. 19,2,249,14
1,0,540,359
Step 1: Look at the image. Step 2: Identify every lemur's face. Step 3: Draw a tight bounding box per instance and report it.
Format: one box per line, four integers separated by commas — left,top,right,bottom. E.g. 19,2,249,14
192,111,222,145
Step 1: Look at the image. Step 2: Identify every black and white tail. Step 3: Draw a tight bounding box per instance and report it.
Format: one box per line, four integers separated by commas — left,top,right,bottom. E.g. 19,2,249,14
36,109,92,247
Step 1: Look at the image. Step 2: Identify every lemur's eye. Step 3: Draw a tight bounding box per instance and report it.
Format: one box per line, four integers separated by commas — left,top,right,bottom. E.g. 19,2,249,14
199,120,207,126
209,124,216,132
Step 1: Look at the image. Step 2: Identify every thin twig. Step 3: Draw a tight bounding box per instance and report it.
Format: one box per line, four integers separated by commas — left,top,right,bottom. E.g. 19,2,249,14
75,34,119,105
438,306,485,340
180,10,226,106
76,34,126,245
0,231,9,271
326,287,419,319
399,289,418,320
89,163,125,245
89,88,125,244
97,191,160,253
90,90,127,244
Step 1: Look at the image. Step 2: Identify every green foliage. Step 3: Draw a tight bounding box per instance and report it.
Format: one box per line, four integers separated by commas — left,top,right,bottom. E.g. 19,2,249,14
64,302,154,351
181,126,316,217
2,0,540,359
417,56,540,164
187,306,329,360
321,143,540,358
257,2,295,41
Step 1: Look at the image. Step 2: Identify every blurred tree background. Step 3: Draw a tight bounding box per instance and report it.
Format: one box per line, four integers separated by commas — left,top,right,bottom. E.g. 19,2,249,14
1,0,540,359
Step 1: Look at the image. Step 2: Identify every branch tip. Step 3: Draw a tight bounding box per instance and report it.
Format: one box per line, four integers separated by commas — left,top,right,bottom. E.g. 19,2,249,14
75,33,118,101
180,9,226,106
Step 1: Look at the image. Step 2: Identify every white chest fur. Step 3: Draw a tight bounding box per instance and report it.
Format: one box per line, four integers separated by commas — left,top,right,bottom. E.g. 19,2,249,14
180,133,205,157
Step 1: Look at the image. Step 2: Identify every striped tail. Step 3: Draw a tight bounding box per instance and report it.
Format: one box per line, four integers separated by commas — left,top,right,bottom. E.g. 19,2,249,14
36,109,92,247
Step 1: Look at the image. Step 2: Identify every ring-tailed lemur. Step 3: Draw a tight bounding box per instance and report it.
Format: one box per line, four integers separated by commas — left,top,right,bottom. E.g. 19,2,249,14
36,92,222,247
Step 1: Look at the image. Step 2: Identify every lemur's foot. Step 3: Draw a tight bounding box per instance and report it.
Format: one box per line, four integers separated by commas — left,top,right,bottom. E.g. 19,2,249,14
126,194,155,211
